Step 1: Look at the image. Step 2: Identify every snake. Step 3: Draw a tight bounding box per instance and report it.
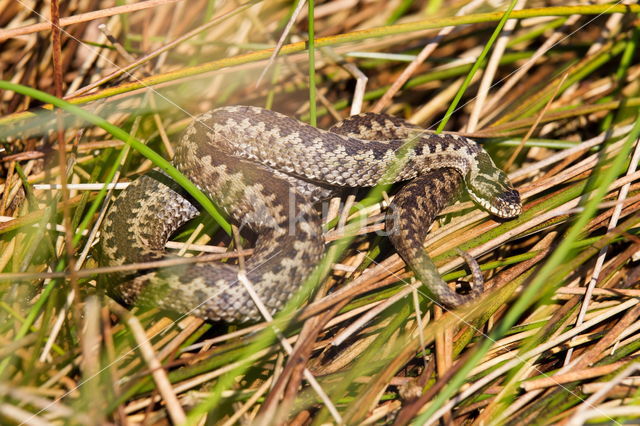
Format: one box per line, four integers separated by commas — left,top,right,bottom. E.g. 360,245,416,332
99,105,521,322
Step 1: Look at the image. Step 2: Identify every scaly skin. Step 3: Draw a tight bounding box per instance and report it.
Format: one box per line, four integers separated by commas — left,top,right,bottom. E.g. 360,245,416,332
99,106,521,322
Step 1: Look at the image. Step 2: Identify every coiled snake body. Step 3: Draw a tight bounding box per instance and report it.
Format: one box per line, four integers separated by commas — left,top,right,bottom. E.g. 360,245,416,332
100,106,521,322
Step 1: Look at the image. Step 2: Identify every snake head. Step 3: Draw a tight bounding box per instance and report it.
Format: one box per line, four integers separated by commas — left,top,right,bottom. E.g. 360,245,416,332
466,153,522,219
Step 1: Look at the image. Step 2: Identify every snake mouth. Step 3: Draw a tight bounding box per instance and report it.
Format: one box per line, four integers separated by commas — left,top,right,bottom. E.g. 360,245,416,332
490,189,522,218
470,188,522,218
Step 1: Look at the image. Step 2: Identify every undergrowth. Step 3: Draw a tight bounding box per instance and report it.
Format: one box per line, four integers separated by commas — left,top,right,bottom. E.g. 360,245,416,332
0,1,639,425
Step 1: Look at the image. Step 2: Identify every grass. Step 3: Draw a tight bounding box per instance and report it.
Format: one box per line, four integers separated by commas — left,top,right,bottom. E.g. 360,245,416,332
0,1,639,425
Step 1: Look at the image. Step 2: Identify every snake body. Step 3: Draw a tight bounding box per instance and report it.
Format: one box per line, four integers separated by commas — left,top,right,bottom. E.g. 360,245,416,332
99,106,521,322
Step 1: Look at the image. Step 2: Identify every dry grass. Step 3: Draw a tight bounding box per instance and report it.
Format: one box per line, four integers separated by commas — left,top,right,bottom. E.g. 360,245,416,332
1,0,640,424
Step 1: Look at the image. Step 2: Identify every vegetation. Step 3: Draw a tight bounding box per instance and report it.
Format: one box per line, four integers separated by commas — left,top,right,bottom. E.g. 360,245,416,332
0,0,639,424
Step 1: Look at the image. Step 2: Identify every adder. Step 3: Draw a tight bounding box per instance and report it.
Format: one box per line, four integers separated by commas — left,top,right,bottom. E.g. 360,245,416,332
99,105,521,322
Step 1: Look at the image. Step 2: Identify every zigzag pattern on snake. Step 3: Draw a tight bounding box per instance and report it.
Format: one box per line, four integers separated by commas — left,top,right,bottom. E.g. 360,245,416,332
99,106,521,322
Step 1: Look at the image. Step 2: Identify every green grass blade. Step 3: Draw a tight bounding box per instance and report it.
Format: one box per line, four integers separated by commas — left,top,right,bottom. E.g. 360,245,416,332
436,0,518,132
0,80,231,236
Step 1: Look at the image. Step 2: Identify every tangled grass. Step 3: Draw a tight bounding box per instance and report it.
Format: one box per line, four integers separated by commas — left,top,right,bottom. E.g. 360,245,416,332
0,0,639,424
